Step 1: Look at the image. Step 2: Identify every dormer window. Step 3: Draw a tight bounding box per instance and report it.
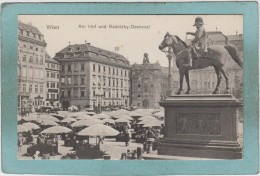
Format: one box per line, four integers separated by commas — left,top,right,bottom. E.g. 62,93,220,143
68,48,72,52
76,47,80,51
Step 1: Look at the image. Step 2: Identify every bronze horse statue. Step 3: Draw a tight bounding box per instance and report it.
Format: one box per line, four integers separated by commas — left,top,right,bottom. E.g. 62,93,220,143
159,33,243,95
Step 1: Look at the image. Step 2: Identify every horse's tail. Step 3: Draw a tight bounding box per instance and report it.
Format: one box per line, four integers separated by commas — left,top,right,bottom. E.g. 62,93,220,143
224,44,243,68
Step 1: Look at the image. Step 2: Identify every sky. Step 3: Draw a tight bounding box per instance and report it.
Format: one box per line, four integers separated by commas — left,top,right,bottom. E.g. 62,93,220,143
19,15,243,67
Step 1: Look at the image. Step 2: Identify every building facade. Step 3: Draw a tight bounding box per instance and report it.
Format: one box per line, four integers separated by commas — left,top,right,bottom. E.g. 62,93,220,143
171,32,243,99
131,61,168,109
18,22,47,114
54,43,131,111
45,55,60,108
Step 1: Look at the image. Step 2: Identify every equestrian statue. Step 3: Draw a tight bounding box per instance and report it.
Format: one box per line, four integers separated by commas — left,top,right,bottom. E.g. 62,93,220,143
159,17,243,95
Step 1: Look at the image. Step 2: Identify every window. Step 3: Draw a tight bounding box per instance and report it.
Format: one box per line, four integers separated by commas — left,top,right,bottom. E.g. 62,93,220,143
35,56,39,64
109,67,111,74
68,77,71,85
36,47,38,51
93,90,95,96
61,65,65,72
51,83,55,88
74,63,79,72
51,73,55,78
116,79,118,86
74,76,78,85
144,84,148,92
68,64,71,72
40,85,43,93
98,65,101,72
116,69,118,75
125,70,127,76
51,64,55,69
93,64,96,71
35,84,38,93
30,46,33,50
81,63,84,71
151,84,153,87
61,90,65,97
61,77,65,83
47,94,49,99
81,76,85,85
138,84,141,88
113,79,115,87
29,56,33,63
22,55,26,62
47,82,49,88
51,94,55,99
121,69,123,76
81,90,85,97
103,78,106,86
103,66,105,72
113,68,115,75
109,78,111,86
109,91,111,98
28,68,33,78
22,84,26,92
22,67,27,77
39,56,43,65
57,73,59,79
29,84,32,93
68,90,71,98
47,72,49,77
138,94,141,98
121,80,123,88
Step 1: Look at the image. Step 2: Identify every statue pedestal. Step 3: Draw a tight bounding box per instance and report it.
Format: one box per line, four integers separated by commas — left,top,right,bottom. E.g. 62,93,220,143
158,94,242,159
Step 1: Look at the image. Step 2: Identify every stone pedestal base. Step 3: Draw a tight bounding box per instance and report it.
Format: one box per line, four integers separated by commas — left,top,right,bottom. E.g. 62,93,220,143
158,94,242,159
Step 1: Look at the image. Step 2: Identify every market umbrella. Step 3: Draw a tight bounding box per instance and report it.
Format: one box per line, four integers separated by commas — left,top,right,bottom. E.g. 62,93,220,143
116,114,133,120
143,120,164,127
40,120,59,126
153,111,164,118
18,115,22,121
139,116,156,121
68,106,78,112
22,122,40,130
18,125,30,133
51,114,66,120
128,112,143,117
102,118,115,124
137,119,154,125
71,119,103,128
86,111,96,116
60,117,77,123
92,113,111,120
76,114,92,120
22,115,38,122
115,118,129,123
37,115,59,122
41,126,72,134
77,124,119,136
67,111,86,118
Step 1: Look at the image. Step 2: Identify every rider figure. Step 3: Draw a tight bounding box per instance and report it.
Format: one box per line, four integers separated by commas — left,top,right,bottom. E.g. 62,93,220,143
186,17,207,67
143,53,150,64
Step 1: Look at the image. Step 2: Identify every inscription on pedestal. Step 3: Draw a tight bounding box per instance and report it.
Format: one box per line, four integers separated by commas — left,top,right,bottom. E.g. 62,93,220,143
176,113,221,135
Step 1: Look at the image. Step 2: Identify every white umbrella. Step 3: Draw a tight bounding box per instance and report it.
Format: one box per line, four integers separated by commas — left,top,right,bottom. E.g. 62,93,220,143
37,115,59,122
153,111,164,118
128,112,143,117
40,120,59,126
18,125,30,133
22,122,40,130
76,114,92,120
102,118,115,124
22,115,38,122
139,116,156,121
143,120,164,127
78,124,119,136
92,113,111,119
71,119,103,128
60,117,77,123
115,118,129,123
86,111,96,116
41,126,72,134
114,114,133,120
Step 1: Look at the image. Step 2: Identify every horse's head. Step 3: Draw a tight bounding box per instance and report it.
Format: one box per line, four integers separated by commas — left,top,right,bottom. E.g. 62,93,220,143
159,32,179,51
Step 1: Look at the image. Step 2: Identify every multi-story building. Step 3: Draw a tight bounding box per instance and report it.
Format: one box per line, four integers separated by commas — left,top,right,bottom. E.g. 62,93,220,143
18,22,47,114
45,54,60,108
54,43,131,111
170,32,243,98
131,61,168,109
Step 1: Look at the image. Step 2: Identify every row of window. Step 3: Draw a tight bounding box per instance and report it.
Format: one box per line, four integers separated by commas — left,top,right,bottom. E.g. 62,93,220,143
20,54,44,65
19,29,43,41
92,89,129,99
92,100,127,107
61,90,85,98
47,63,59,70
47,82,59,88
21,83,44,94
93,77,128,88
47,72,59,79
61,76,85,85
21,67,44,79
46,93,59,100
61,63,129,78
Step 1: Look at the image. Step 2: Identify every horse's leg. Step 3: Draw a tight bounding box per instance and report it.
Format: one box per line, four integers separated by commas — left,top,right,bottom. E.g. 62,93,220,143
184,70,191,94
212,66,222,94
176,69,184,95
219,67,230,94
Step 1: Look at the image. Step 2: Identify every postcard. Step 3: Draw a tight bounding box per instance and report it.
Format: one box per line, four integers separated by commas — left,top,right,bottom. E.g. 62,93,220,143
1,2,259,175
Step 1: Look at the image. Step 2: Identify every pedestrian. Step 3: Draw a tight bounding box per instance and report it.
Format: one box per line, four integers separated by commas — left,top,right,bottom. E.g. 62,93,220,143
32,151,40,160
124,131,130,146
145,127,157,153
18,133,23,151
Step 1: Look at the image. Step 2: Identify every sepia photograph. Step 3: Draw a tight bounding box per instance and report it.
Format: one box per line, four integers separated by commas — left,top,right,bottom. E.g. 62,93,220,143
17,15,243,160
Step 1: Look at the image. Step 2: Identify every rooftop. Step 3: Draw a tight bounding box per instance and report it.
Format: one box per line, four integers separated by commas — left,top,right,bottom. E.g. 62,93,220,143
18,21,43,36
